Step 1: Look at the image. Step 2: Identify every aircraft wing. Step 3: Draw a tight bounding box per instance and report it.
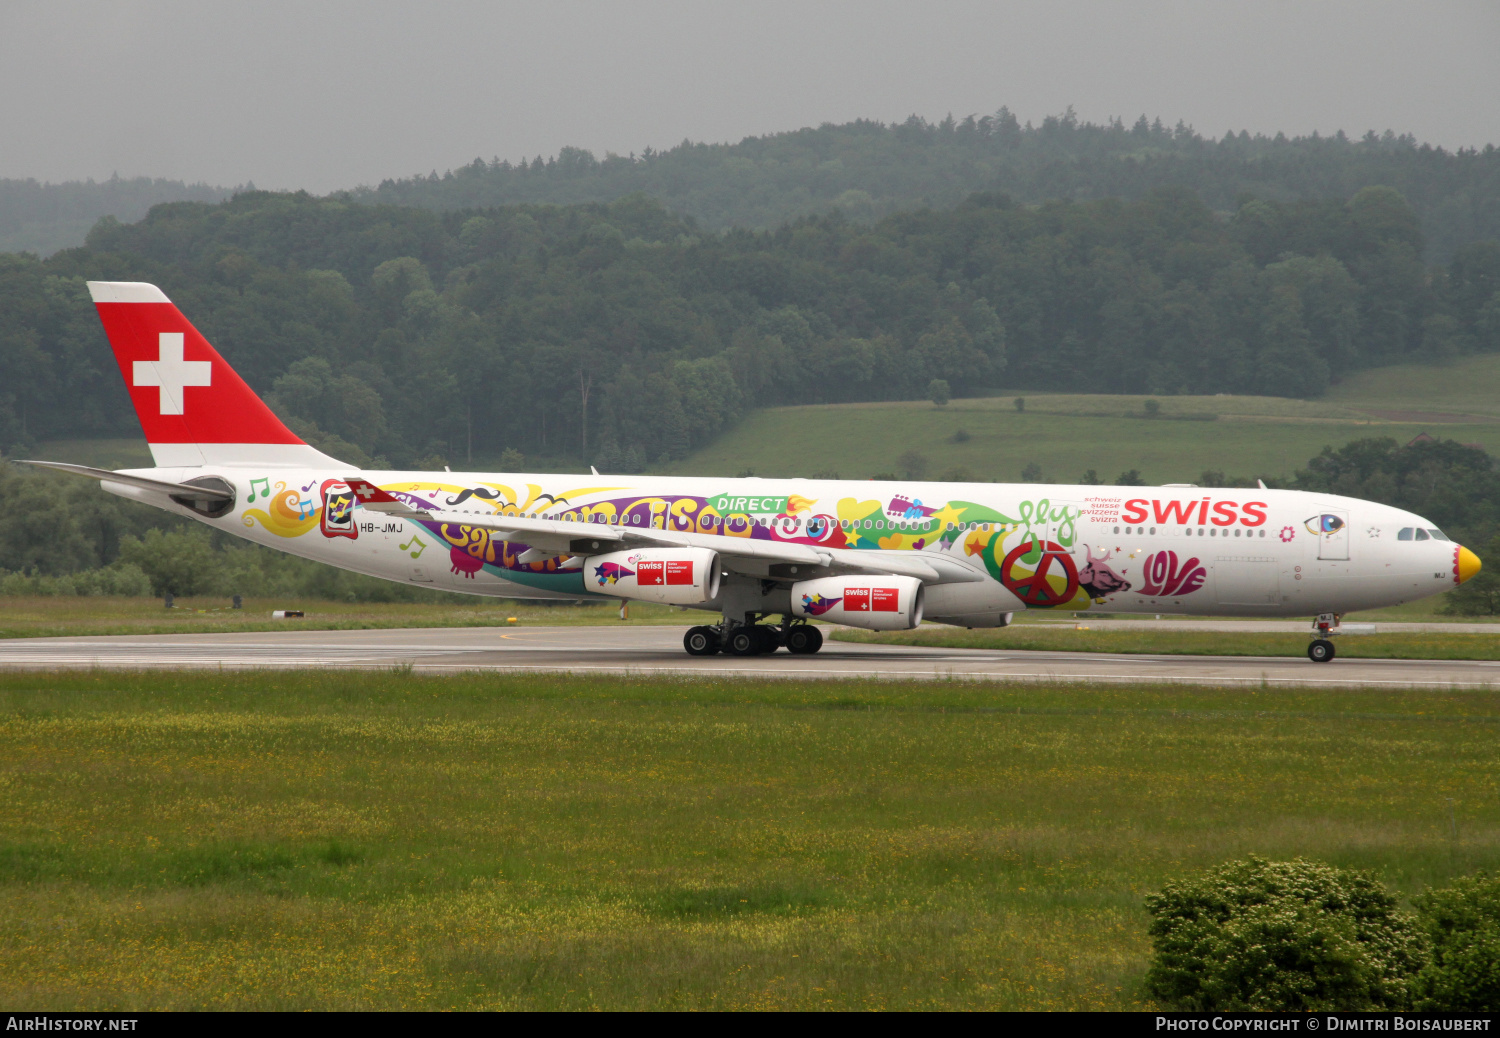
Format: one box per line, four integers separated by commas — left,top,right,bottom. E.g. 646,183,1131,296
345,477,982,585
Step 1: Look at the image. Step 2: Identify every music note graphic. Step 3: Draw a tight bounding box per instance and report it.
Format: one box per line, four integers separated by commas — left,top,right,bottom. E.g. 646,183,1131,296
296,497,316,520
247,477,270,503
399,534,426,559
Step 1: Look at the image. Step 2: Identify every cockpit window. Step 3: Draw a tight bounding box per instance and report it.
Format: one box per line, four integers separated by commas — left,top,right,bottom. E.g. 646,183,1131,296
1429,529,1450,541
1415,528,1430,541
1398,528,1414,540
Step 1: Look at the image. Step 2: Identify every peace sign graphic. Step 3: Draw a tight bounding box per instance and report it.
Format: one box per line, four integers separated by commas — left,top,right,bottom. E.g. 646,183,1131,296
999,539,1080,608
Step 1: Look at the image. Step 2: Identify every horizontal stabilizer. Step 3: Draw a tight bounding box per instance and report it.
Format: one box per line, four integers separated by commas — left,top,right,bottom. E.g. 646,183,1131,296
15,460,234,501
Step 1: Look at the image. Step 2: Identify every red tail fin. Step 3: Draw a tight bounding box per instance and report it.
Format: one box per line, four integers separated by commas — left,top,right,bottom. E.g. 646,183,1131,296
89,282,342,468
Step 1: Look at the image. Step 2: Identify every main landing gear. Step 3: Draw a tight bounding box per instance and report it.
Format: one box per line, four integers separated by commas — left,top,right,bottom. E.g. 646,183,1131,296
1307,612,1339,663
682,620,823,657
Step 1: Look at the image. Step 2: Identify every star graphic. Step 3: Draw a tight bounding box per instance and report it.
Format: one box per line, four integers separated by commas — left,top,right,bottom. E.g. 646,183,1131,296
928,502,966,532
1366,527,1380,538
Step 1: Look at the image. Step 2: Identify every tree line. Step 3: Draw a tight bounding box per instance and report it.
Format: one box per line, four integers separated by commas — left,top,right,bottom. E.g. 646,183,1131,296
355,110,1500,262
8,111,1500,263
0,174,232,257
2,182,1498,472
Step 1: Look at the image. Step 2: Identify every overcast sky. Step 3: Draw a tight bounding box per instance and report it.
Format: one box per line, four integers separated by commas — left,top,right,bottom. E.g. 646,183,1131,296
2,0,1496,194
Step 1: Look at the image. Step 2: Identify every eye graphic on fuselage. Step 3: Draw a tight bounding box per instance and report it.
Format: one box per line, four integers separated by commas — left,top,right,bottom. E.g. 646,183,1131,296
1305,514,1345,535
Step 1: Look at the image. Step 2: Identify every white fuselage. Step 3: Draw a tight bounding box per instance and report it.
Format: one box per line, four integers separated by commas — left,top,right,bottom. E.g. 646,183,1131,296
106,468,1465,622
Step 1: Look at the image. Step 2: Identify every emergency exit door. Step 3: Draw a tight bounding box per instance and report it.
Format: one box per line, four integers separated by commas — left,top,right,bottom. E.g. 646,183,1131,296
1313,509,1349,560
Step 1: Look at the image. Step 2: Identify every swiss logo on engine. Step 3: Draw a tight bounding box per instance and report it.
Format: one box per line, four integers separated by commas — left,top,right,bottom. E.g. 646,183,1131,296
638,560,694,586
844,587,898,612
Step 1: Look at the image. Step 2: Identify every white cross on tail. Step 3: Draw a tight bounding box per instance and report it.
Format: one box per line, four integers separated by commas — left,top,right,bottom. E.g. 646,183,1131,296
133,333,212,415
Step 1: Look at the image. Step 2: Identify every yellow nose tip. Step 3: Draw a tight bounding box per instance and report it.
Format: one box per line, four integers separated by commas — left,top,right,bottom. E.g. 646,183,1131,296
1456,545,1482,585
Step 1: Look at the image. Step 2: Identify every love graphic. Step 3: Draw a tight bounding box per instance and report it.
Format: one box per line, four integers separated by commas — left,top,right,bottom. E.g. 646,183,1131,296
1138,550,1206,597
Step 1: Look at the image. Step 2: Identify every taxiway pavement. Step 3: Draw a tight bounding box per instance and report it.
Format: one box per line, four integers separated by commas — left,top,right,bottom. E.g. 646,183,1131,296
0,624,1498,688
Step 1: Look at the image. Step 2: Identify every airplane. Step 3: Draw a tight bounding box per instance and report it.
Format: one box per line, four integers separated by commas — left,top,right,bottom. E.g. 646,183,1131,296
19,281,1482,664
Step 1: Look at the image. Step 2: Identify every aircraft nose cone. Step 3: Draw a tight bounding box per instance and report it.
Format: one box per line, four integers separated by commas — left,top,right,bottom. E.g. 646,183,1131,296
1455,545,1482,585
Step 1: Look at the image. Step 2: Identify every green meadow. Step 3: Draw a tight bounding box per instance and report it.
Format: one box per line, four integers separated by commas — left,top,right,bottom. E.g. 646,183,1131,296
1,670,1497,1010
0,596,685,640
666,355,1500,484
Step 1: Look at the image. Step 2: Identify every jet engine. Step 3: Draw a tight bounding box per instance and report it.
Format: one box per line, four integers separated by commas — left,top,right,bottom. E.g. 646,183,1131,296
789,575,924,631
582,547,721,605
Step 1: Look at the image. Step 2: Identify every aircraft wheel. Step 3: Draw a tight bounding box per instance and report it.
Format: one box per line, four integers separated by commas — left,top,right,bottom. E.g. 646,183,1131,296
726,627,761,656
684,626,719,656
785,625,823,654
1308,638,1336,663
754,626,782,654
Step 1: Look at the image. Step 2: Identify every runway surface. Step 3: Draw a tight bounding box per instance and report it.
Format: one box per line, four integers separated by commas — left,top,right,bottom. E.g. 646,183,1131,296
2,624,1499,688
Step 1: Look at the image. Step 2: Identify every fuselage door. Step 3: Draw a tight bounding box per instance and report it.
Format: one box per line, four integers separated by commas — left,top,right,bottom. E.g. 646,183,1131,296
1313,509,1350,561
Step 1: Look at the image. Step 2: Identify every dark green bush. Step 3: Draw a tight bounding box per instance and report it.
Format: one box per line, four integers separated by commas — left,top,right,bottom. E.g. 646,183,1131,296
1144,857,1426,1011
1413,872,1500,1011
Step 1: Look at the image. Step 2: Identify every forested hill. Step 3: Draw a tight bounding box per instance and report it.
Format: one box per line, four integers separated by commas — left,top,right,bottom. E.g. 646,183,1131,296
0,176,234,257
3,184,1497,472
352,111,1500,262
7,113,1500,261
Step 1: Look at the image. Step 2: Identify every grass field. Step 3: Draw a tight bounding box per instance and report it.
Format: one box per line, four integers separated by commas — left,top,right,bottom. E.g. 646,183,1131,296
0,670,1496,1010
27,438,153,471
664,354,1500,484
833,625,1500,659
1326,355,1500,419
667,394,1500,485
0,596,685,640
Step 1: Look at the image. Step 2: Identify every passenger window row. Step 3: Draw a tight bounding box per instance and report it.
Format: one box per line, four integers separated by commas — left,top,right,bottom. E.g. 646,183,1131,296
1113,526,1267,538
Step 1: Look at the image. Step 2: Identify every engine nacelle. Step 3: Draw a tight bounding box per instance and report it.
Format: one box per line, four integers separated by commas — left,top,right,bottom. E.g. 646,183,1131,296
582,547,721,605
789,575,925,631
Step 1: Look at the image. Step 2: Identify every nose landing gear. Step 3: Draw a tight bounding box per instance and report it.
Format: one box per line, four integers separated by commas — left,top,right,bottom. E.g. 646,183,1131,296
1307,612,1340,663
1308,638,1336,663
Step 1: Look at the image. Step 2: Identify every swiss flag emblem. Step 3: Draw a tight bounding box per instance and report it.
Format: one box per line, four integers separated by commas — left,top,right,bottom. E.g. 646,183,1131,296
93,292,302,446
133,333,212,415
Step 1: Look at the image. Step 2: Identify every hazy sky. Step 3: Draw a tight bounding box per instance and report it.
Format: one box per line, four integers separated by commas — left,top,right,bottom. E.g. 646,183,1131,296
2,0,1496,193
